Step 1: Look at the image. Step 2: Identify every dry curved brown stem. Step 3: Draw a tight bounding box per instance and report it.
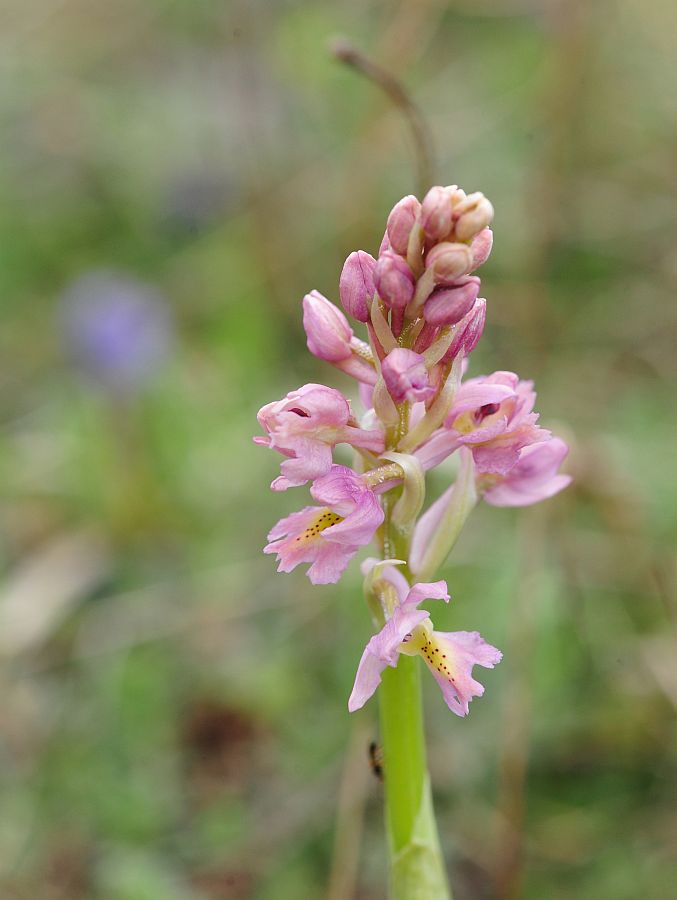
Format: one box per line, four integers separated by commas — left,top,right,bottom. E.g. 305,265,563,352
330,37,435,196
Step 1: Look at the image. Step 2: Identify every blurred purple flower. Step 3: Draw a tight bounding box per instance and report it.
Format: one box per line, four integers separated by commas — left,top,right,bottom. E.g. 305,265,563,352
60,270,174,392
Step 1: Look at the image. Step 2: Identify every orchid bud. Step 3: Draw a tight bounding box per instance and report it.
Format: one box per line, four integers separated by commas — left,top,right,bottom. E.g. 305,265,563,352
302,290,353,362
420,186,453,242
381,348,436,404
443,298,486,362
425,242,474,285
453,192,494,242
339,251,376,323
386,195,421,255
423,276,481,326
470,227,493,270
449,186,467,209
374,251,416,309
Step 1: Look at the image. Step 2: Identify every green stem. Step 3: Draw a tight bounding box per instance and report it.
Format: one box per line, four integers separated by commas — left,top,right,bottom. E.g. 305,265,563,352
379,658,451,899
378,512,452,898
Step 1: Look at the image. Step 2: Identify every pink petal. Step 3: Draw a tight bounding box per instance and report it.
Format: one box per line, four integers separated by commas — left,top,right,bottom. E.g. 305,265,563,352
348,647,388,711
348,604,431,711
306,542,357,585
485,473,572,507
264,507,328,574
484,437,571,507
323,490,384,546
405,581,450,606
424,630,502,717
414,430,461,471
484,475,572,506
311,465,365,511
456,415,510,445
470,439,522,476
447,383,515,419
271,441,333,491
342,424,385,454
266,506,319,542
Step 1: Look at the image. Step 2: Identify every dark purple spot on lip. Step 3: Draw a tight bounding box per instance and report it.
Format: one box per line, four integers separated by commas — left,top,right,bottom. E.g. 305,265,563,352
475,402,500,423
289,407,310,417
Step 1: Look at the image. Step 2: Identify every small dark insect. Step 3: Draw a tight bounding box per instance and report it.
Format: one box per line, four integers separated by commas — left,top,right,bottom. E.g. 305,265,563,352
368,741,384,782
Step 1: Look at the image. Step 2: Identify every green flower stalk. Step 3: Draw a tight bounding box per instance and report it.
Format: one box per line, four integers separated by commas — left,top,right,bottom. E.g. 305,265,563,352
256,184,571,896
380,657,449,898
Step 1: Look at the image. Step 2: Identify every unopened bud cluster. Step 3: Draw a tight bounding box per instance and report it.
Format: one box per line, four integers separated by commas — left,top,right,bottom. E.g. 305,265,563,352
256,185,571,717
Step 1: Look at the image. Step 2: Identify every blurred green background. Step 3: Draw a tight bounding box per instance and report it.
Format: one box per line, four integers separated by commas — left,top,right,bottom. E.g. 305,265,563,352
1,1,676,898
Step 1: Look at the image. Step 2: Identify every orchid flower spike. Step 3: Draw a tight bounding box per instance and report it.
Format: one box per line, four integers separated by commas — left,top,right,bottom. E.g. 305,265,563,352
257,178,570,898
258,184,570,715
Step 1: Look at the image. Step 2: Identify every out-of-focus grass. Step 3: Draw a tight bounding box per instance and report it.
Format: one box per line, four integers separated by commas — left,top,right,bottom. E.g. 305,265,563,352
1,1,676,898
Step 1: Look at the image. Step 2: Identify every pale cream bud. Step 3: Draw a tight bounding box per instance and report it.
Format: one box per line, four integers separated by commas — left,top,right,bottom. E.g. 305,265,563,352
425,241,474,284
453,192,494,242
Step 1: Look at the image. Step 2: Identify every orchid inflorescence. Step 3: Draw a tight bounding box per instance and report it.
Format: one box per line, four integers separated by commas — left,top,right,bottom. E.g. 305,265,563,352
256,185,571,718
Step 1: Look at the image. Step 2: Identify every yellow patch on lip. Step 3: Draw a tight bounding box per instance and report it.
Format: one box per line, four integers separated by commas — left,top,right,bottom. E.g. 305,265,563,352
398,620,431,657
293,509,343,543
454,405,504,435
451,411,475,434
419,632,457,685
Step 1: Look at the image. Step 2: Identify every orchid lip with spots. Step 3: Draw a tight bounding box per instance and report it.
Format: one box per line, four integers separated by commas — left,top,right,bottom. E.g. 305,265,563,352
255,183,571,897
263,465,385,584
348,561,501,717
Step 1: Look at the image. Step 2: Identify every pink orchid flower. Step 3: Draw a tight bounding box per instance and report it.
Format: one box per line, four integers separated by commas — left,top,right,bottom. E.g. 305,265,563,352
417,370,548,474
446,371,548,474
349,563,501,716
255,384,385,491
264,465,384,584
